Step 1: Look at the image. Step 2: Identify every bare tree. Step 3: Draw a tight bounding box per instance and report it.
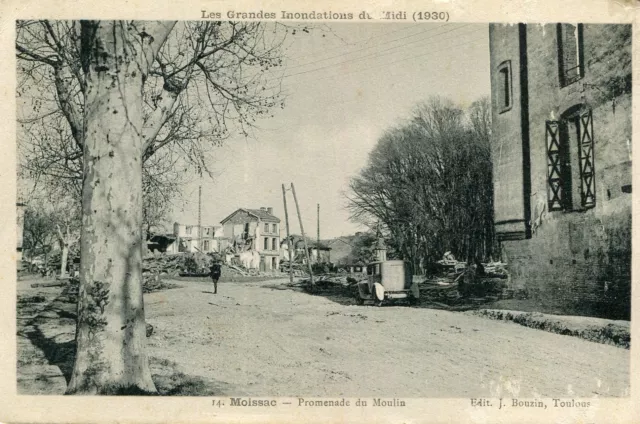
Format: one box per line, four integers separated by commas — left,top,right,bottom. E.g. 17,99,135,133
22,204,58,267
346,97,494,272
16,19,294,394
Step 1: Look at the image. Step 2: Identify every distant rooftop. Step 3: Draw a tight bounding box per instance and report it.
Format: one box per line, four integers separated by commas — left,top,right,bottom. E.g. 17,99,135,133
221,207,281,224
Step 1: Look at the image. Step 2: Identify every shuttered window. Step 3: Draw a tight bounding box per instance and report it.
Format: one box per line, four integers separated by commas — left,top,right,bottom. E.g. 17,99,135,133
546,109,595,211
546,121,564,211
578,110,596,208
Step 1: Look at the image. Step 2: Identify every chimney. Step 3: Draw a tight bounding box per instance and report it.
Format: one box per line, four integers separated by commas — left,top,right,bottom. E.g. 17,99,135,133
260,207,266,211
267,207,273,215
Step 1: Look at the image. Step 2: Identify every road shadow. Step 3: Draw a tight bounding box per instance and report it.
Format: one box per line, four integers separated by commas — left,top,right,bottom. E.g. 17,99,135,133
150,357,238,396
263,281,360,306
263,280,508,311
17,286,236,396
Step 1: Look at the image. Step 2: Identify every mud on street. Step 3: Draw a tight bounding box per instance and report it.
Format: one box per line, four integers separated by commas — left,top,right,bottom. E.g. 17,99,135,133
17,277,630,397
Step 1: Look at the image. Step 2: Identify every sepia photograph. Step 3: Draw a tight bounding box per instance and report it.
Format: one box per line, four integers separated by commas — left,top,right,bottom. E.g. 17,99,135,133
3,7,636,423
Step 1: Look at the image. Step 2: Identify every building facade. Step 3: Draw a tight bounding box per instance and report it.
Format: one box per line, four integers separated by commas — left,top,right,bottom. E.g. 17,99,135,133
221,207,281,271
280,236,332,264
489,23,631,318
168,223,224,253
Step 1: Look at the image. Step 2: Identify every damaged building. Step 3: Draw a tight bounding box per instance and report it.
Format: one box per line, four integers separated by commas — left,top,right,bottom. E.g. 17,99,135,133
489,23,631,318
281,236,332,264
151,223,225,254
220,207,281,271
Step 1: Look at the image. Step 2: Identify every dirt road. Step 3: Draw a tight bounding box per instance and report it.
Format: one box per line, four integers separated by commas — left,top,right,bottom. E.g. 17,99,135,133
140,279,629,397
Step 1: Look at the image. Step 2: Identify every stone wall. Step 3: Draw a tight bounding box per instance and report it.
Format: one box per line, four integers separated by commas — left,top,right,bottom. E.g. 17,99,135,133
490,24,632,319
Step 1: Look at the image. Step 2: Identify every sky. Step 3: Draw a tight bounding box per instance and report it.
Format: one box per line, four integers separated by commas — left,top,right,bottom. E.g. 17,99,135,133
171,22,491,239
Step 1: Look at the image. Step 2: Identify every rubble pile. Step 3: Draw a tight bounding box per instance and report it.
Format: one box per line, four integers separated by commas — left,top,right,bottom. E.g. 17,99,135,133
143,253,213,276
143,252,288,278
295,273,367,294
434,251,467,273
279,261,308,277
420,253,510,305
143,274,181,293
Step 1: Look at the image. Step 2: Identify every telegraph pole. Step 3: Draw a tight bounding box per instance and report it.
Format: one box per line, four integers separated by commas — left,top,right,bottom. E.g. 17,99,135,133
198,185,202,251
282,184,294,284
316,203,320,264
291,183,314,288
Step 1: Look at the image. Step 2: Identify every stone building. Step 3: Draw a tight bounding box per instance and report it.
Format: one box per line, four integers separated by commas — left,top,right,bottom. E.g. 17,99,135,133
220,207,281,271
489,23,631,318
146,223,224,254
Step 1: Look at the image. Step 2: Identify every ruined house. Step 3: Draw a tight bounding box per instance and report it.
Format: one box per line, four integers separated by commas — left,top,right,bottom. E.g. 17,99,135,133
489,23,631,318
167,223,224,254
220,207,281,271
281,236,332,264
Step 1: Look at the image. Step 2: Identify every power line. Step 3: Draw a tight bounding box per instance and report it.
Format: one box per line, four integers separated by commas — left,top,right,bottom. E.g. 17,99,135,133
281,35,489,103
287,24,450,70
282,24,477,79
279,28,487,87
289,24,426,63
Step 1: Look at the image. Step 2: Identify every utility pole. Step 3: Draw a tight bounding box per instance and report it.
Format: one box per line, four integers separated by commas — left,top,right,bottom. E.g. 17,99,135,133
198,185,202,251
316,203,320,264
282,184,294,284
291,183,314,289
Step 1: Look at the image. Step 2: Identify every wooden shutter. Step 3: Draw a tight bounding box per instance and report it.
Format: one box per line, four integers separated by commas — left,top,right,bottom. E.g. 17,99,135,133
578,109,596,208
546,120,564,211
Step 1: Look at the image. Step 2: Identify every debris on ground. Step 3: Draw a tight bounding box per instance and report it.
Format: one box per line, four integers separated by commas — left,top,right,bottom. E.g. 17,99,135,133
143,274,181,294
470,309,630,349
289,273,367,295
143,253,211,276
419,259,510,306
144,253,286,278
435,251,467,273
279,261,309,277
30,281,69,288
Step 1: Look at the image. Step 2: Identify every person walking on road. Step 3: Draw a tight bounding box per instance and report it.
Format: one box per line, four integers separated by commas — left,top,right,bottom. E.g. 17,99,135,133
210,259,222,294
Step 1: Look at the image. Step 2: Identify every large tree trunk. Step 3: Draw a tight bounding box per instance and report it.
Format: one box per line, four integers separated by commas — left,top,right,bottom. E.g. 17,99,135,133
67,20,174,395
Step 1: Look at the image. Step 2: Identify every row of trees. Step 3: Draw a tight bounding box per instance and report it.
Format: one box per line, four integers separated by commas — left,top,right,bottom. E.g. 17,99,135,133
16,20,299,394
346,97,495,273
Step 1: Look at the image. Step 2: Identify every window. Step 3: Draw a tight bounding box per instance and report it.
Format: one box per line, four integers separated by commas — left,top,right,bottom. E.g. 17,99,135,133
546,108,595,211
264,237,269,250
557,24,584,87
264,223,269,233
272,223,277,233
186,226,192,235
203,240,210,251
497,61,512,113
272,238,277,250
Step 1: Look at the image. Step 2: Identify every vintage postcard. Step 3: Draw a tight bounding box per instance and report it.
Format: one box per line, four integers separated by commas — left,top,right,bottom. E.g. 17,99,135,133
0,0,638,422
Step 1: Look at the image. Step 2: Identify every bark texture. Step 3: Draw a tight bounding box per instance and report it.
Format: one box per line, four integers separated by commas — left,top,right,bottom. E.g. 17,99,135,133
67,20,175,395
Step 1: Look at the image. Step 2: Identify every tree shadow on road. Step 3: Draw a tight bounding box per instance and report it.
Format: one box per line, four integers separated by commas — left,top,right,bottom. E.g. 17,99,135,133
262,281,360,306
17,288,236,396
